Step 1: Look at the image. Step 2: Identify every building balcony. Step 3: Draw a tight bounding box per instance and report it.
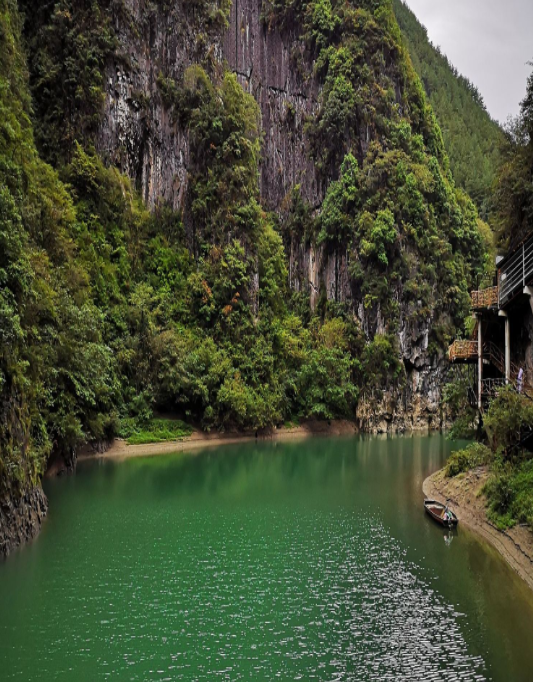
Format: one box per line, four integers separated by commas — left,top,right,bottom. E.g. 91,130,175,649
471,286,498,310
448,340,477,362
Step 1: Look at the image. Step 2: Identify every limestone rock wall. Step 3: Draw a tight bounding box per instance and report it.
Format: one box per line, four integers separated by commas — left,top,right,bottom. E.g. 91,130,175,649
97,1,225,210
95,0,444,432
222,0,322,209
0,487,48,560
356,364,448,434
97,0,321,210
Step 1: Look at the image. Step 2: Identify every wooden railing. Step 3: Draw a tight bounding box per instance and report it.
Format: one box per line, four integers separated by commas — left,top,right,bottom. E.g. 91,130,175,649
449,340,532,394
448,340,477,362
471,286,499,309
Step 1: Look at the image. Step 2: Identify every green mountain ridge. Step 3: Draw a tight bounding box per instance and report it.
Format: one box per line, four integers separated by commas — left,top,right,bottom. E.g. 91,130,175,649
393,0,504,220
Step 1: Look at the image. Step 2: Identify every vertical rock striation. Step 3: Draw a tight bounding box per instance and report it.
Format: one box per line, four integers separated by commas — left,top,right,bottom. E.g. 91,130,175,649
223,0,322,209
0,487,48,560
95,1,453,431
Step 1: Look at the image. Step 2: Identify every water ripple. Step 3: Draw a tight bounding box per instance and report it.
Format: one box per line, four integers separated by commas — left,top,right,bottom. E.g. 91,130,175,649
0,442,500,681
6,511,487,681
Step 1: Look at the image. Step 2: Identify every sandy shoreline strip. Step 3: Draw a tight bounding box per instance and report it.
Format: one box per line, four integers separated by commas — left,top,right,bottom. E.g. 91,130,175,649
424,467,533,591
77,420,359,462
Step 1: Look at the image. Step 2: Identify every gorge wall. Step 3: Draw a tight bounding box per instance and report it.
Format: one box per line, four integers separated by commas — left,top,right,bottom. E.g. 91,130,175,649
95,0,463,431
97,0,321,212
1,0,489,557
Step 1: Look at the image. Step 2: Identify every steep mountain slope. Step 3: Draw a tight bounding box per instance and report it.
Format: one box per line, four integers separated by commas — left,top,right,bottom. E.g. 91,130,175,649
1,0,488,554
494,66,533,250
0,0,111,553
20,0,488,419
393,0,503,220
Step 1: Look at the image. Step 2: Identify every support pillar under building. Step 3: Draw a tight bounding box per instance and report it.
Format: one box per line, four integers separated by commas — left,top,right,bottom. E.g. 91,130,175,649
499,310,511,383
525,286,533,315
477,314,483,411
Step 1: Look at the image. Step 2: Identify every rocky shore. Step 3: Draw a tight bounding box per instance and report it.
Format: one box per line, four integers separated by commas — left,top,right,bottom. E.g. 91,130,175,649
424,467,533,591
0,486,48,560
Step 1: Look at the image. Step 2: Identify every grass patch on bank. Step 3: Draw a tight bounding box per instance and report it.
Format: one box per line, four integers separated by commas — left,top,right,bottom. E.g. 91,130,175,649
483,459,533,530
445,443,491,477
120,419,193,445
444,388,533,532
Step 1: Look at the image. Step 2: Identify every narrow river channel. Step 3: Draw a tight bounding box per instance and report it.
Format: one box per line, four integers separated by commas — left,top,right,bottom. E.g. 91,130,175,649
1,434,533,681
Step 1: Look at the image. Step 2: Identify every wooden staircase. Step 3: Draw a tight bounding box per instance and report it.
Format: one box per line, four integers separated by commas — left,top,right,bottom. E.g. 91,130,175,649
447,232,533,453
483,341,532,396
449,331,532,397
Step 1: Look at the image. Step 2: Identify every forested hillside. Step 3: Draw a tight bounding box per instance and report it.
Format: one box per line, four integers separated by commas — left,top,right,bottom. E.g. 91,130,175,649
1,0,489,555
0,0,118,501
493,66,533,249
393,0,503,220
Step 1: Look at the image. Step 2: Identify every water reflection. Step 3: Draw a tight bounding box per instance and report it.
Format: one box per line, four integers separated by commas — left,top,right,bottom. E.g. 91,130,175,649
444,531,455,547
0,435,532,681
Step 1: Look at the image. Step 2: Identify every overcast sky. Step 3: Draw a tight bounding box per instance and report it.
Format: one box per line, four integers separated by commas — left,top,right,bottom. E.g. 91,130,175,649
402,0,533,124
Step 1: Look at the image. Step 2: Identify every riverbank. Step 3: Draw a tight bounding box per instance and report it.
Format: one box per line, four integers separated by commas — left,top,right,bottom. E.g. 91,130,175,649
77,420,359,463
424,467,533,591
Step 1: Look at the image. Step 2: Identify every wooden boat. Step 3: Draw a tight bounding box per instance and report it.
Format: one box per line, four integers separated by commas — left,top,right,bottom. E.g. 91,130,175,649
424,499,458,527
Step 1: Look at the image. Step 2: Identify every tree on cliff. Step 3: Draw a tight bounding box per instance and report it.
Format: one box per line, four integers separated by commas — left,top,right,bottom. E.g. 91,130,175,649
392,0,503,222
494,63,533,250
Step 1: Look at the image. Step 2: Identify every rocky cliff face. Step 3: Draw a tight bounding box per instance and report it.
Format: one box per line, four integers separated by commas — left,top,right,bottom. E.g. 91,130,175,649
97,0,320,212
94,0,446,431
97,1,205,209
0,487,48,560
223,1,322,210
356,364,447,433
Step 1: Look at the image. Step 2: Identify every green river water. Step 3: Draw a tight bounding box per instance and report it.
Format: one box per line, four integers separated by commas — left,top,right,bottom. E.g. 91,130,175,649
1,434,533,681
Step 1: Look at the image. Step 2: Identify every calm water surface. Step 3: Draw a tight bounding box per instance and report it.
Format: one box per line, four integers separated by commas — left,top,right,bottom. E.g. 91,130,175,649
1,434,533,681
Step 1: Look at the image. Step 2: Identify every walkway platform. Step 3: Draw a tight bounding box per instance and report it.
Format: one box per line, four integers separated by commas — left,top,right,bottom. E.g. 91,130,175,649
448,231,533,409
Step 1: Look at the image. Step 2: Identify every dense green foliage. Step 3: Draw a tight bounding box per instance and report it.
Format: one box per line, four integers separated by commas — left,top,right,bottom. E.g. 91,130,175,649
493,64,533,249
0,0,362,496
483,387,533,457
441,367,479,439
484,459,533,530
443,390,475,439
0,0,117,493
447,386,533,530
392,0,503,220
271,0,488,344
1,0,490,500
16,0,118,164
445,442,491,478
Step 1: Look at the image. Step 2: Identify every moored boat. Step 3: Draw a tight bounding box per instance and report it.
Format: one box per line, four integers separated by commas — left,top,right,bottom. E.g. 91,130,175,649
424,499,458,527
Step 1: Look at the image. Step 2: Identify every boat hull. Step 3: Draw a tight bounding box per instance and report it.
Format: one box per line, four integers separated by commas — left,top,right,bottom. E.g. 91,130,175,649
424,499,458,527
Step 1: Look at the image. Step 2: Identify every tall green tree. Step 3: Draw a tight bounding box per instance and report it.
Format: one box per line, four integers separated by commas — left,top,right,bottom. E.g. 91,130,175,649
493,64,533,250
393,0,503,220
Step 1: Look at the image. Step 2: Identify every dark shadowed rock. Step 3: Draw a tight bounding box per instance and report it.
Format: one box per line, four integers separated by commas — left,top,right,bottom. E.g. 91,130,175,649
0,487,48,560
